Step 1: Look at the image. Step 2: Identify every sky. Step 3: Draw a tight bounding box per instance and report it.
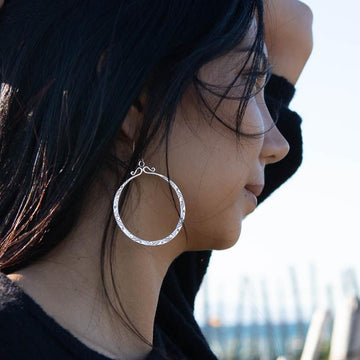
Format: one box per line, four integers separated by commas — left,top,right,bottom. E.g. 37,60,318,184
194,0,360,326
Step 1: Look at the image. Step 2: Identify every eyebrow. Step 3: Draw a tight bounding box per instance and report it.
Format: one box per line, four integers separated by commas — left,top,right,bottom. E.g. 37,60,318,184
232,45,255,53
232,44,269,62
233,48,270,75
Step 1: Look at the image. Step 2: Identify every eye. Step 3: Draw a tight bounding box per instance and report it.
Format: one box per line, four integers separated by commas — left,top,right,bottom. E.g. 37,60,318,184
241,53,272,97
253,73,267,93
243,65,272,96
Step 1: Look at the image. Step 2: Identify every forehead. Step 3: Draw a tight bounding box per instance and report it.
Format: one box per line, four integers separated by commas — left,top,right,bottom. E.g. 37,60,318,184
233,17,267,57
197,17,265,84
234,17,258,52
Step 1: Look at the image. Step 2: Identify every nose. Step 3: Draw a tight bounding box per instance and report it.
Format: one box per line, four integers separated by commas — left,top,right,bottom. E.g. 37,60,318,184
260,110,290,166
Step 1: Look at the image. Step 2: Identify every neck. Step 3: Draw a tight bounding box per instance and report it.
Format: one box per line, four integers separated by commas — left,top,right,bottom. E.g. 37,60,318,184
7,184,186,359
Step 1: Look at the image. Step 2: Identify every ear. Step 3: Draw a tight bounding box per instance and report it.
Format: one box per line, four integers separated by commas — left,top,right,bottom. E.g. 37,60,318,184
120,92,146,142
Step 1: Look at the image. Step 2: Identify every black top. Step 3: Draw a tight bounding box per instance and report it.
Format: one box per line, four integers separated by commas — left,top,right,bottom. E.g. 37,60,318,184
0,74,303,360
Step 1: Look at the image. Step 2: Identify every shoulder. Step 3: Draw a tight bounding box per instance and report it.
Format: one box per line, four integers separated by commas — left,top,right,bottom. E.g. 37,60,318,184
0,273,119,360
0,273,58,359
0,273,29,358
0,272,23,316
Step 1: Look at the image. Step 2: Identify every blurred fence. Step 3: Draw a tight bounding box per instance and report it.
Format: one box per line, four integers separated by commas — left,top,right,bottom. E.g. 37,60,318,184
198,266,360,360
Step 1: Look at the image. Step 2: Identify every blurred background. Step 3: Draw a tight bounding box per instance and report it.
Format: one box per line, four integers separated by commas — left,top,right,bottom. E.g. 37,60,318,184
194,0,360,359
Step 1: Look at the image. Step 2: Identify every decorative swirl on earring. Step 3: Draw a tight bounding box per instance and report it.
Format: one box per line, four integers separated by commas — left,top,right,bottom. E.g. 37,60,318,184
130,159,156,176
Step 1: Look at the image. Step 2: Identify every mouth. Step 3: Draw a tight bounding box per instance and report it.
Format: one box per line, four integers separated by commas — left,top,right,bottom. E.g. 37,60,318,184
244,184,265,197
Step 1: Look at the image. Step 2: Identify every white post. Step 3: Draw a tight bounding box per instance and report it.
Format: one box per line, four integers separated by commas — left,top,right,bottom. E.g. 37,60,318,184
300,308,330,360
329,296,359,360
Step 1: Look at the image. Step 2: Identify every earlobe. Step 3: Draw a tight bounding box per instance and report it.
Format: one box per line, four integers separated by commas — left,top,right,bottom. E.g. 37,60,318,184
120,98,144,142
120,87,148,141
133,98,143,113
121,109,140,142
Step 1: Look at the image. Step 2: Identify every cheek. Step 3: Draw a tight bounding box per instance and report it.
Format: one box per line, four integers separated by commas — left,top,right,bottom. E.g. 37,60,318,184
184,188,254,251
240,97,266,136
166,114,248,208
165,119,259,250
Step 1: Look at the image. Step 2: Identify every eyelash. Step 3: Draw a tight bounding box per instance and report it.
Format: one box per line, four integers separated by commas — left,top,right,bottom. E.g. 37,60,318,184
243,67,272,96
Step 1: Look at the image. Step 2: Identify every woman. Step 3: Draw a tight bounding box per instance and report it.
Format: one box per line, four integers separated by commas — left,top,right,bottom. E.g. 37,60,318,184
0,0,312,359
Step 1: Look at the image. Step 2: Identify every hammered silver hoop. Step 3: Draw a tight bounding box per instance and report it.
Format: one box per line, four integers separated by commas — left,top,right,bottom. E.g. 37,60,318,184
113,159,186,246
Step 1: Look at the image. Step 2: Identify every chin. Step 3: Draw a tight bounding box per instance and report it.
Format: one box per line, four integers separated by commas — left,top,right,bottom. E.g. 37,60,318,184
186,220,242,251
211,209,244,250
210,227,242,250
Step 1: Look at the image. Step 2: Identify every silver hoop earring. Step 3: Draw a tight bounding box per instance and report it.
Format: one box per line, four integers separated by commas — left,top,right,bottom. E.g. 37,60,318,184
113,159,186,246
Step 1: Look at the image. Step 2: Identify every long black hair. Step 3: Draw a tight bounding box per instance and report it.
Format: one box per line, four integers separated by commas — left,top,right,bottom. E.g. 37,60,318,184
0,0,270,352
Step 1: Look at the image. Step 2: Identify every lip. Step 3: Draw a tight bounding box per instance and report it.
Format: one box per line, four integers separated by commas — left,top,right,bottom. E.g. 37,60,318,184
245,188,258,209
244,184,265,197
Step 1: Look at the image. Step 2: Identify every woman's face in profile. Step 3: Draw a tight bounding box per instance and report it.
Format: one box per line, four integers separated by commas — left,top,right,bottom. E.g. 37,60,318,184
126,19,290,251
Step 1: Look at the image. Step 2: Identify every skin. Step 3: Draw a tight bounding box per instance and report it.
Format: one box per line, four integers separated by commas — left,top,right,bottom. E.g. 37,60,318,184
2,2,313,359
264,0,313,84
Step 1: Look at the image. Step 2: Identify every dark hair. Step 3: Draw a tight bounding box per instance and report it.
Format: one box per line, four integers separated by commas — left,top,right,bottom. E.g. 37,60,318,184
0,0,269,354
